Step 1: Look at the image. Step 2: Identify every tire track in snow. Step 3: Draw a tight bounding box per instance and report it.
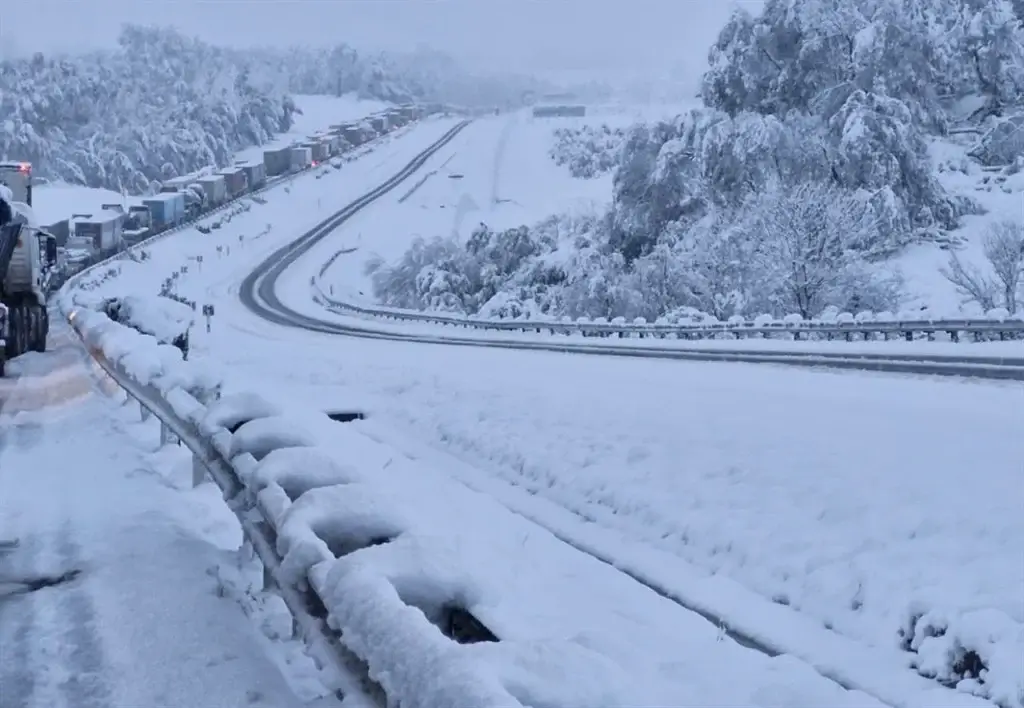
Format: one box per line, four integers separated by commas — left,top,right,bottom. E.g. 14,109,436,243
2,527,111,708
54,519,111,708
0,533,41,708
490,116,515,206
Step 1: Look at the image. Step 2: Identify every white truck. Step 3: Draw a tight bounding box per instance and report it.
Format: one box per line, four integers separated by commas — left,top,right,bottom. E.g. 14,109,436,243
0,164,59,377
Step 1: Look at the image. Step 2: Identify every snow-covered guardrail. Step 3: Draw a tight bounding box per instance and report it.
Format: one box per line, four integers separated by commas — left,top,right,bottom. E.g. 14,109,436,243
62,299,1003,708
304,281,1024,381
313,281,1024,344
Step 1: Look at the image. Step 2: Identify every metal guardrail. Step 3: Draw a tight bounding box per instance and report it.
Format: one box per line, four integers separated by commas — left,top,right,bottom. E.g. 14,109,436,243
312,283,1024,344
65,318,387,705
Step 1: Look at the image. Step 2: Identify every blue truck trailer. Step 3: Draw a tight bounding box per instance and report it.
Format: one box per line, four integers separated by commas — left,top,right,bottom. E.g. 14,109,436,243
142,192,186,230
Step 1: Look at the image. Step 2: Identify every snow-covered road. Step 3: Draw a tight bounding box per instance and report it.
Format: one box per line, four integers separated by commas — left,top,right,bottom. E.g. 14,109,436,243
71,111,1024,704
0,319,322,707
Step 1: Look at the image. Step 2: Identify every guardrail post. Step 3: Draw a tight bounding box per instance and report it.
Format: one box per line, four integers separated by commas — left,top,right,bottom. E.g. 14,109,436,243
191,454,208,488
159,421,177,447
140,401,151,422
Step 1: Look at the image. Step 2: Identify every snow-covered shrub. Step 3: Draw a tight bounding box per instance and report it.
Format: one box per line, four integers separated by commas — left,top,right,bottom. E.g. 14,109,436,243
971,114,1024,166
942,219,1024,314
735,182,905,318
549,124,627,178
99,294,194,358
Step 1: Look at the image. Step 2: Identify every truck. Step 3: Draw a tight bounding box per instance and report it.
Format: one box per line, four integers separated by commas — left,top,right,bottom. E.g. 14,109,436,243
73,210,123,252
126,205,152,230
217,168,248,199
340,125,367,146
0,161,33,205
160,175,196,193
195,175,227,207
289,146,312,172
263,147,292,177
142,192,186,230
0,179,59,376
238,161,266,190
303,140,330,163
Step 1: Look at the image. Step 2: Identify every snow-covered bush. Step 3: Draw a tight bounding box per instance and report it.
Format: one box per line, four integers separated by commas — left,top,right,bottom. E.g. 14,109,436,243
549,124,627,178
99,294,194,357
942,219,1024,313
370,186,903,323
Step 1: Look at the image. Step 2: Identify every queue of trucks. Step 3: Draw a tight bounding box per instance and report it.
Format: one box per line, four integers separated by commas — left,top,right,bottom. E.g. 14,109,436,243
0,103,429,376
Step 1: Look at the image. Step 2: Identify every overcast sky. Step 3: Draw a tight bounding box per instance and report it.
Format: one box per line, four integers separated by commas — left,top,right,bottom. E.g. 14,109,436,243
1,0,757,84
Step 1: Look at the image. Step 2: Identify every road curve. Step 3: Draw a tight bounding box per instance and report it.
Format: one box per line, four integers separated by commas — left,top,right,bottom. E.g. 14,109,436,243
238,123,1024,381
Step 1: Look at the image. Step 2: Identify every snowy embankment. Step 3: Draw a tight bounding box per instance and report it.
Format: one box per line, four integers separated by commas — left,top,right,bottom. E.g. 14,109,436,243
61,106,1023,706
253,115,1024,703
63,293,947,708
288,111,1023,355
30,93,388,228
306,111,616,308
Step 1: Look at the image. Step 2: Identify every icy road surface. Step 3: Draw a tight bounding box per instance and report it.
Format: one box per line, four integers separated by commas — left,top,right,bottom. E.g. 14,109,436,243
76,111,1024,701
0,320,317,708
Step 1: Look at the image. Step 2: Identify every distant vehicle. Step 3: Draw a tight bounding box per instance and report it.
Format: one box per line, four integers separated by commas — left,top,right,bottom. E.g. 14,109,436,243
0,162,33,206
142,192,186,230
126,205,152,230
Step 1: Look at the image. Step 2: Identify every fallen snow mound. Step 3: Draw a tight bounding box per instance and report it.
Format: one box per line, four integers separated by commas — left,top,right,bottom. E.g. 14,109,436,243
101,294,194,345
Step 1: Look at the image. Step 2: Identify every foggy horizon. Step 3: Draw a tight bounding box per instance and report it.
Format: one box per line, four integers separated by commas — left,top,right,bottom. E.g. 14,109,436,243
0,0,756,86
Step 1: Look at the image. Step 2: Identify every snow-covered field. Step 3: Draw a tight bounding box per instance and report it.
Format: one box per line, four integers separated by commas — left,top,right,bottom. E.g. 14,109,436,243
70,112,1024,705
313,110,617,305
29,93,388,229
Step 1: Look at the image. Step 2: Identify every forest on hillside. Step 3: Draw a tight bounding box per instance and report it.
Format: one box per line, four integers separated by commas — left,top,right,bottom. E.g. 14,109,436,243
372,0,1024,321
0,25,540,193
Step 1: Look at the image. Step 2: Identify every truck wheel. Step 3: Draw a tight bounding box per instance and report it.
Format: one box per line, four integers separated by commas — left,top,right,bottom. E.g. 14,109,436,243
5,307,22,358
14,306,28,357
37,308,49,353
26,306,38,352
31,305,47,353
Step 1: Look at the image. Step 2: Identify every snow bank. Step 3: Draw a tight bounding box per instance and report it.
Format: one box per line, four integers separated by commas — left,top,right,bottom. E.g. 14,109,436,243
191,397,910,708
70,304,1002,705
68,304,221,404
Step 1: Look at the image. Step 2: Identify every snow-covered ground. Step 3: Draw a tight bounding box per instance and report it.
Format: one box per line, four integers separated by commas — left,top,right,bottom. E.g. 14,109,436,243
316,110,616,305
0,318,331,707
71,115,1024,705
30,93,388,229
311,103,1014,319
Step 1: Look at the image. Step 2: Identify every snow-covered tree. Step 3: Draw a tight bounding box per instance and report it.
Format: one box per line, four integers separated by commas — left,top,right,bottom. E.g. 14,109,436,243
550,124,627,178
737,182,903,317
942,219,1024,312
0,25,545,194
